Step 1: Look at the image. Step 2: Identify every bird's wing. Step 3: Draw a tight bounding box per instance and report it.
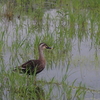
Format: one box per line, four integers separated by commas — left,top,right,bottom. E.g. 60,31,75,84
21,60,40,68
14,60,42,74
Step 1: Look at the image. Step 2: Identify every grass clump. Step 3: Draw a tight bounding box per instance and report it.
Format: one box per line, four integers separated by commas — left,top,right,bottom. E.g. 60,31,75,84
0,67,90,100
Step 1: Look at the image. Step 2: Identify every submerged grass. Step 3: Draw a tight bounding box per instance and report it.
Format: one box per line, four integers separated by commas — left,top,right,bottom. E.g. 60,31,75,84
1,67,99,100
0,68,89,100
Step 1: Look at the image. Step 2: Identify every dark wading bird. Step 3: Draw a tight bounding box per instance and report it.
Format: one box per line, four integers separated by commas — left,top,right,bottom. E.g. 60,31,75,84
14,43,52,75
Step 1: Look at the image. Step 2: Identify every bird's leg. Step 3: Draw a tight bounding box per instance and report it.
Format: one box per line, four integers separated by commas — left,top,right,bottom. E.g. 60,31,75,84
26,75,30,86
33,75,37,85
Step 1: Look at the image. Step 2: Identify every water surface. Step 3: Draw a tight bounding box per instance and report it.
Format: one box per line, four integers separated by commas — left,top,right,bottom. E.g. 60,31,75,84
0,8,100,100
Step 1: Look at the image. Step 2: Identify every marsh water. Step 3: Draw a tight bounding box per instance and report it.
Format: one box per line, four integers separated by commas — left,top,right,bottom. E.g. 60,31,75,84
0,4,100,100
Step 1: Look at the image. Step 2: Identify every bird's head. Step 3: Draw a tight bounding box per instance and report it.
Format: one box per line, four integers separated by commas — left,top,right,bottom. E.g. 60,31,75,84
39,43,52,50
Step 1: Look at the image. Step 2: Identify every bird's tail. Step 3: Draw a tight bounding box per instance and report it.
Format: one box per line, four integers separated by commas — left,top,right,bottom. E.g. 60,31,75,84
13,66,25,73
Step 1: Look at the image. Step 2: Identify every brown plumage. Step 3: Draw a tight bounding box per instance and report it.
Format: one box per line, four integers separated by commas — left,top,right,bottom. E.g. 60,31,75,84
14,43,52,75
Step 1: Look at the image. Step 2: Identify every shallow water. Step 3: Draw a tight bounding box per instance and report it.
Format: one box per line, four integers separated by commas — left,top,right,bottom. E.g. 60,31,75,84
1,8,100,99
38,37,100,99
40,9,99,91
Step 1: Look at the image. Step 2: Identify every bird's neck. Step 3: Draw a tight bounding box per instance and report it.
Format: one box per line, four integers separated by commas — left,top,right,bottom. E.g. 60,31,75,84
38,48,45,61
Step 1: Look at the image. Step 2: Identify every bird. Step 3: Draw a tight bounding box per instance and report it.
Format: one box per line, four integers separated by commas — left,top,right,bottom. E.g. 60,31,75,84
14,43,52,75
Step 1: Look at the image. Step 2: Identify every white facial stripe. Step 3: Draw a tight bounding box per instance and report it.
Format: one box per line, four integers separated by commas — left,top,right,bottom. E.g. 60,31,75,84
39,43,46,48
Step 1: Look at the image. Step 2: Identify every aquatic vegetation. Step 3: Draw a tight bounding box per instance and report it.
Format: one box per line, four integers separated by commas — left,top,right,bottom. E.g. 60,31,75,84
0,0,100,100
